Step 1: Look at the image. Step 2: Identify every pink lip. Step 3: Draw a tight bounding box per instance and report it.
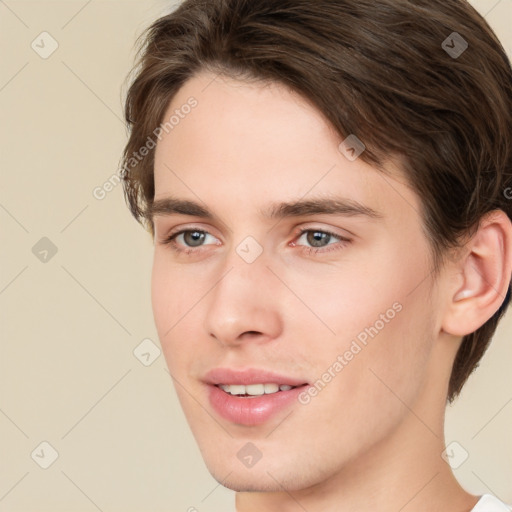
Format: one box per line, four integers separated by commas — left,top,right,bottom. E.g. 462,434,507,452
203,368,308,387
203,368,309,426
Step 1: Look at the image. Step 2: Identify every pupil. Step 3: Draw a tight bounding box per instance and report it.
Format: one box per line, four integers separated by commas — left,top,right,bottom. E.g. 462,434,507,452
307,231,329,247
184,231,205,247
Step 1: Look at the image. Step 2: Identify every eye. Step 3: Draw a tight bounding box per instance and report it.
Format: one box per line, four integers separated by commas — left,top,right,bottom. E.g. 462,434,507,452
159,228,220,253
292,228,350,254
177,230,212,247
158,226,351,257
296,229,338,248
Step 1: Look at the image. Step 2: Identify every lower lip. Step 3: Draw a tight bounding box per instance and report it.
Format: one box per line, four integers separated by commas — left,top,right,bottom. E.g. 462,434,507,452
207,384,308,426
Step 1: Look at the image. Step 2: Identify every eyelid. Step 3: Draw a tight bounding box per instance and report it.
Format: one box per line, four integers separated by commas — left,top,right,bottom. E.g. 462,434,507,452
163,223,221,241
290,224,351,242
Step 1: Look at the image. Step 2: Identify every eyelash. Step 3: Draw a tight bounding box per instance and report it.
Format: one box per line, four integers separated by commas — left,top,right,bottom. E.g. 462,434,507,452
158,227,351,256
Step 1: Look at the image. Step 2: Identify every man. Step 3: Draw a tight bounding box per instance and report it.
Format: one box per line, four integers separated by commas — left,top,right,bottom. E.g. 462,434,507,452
120,0,512,510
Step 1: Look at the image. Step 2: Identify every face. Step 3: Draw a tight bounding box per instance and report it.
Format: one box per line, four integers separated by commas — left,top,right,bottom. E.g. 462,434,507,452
151,70,443,492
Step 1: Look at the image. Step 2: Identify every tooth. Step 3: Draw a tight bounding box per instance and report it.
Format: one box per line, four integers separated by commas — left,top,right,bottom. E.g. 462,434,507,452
264,383,279,394
218,383,296,396
246,384,265,395
229,385,246,395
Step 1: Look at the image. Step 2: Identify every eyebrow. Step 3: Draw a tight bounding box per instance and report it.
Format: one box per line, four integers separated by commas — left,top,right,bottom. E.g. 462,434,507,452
148,196,383,221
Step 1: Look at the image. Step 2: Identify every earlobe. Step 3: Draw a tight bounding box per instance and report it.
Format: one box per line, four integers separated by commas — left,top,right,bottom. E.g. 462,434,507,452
442,210,512,337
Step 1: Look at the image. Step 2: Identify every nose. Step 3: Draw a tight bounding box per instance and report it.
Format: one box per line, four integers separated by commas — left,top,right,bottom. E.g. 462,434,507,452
203,251,283,347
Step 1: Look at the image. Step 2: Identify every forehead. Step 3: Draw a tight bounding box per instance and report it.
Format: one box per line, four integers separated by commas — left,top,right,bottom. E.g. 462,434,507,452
156,70,338,167
153,71,419,224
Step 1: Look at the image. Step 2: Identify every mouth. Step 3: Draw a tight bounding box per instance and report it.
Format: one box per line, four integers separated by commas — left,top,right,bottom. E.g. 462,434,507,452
203,368,310,426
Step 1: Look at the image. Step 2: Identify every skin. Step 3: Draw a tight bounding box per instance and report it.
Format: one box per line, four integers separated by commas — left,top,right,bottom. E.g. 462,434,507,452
150,70,512,512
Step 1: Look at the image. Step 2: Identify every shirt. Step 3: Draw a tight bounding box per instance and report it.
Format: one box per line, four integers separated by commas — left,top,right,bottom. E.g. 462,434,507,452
471,494,512,512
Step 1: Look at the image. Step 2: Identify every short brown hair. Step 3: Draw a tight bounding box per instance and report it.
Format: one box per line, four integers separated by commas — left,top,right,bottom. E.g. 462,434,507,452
120,0,512,402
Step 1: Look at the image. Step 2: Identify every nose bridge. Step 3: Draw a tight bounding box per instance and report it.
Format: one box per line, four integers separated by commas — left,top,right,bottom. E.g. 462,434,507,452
214,231,271,297
203,242,282,344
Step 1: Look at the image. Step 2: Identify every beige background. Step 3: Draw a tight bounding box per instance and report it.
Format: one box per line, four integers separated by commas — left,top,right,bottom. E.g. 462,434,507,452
0,1,511,510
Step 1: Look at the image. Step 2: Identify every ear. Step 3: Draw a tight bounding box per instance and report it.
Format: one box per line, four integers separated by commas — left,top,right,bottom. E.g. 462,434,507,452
441,209,512,337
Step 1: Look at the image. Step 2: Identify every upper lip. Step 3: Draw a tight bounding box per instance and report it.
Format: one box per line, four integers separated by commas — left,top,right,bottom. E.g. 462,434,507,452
203,368,308,387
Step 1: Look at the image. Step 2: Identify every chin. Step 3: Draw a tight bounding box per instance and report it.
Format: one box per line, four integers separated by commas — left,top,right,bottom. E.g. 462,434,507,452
202,453,328,494
214,475,278,493
209,469,297,493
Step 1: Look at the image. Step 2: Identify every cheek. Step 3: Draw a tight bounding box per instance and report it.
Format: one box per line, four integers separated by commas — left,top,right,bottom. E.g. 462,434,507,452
150,257,173,335
151,254,221,384
292,243,435,395
306,239,432,344
290,292,434,460
150,253,203,333
150,257,193,370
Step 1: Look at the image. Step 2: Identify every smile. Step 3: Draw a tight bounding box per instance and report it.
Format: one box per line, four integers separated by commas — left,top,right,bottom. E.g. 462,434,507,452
217,383,298,396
